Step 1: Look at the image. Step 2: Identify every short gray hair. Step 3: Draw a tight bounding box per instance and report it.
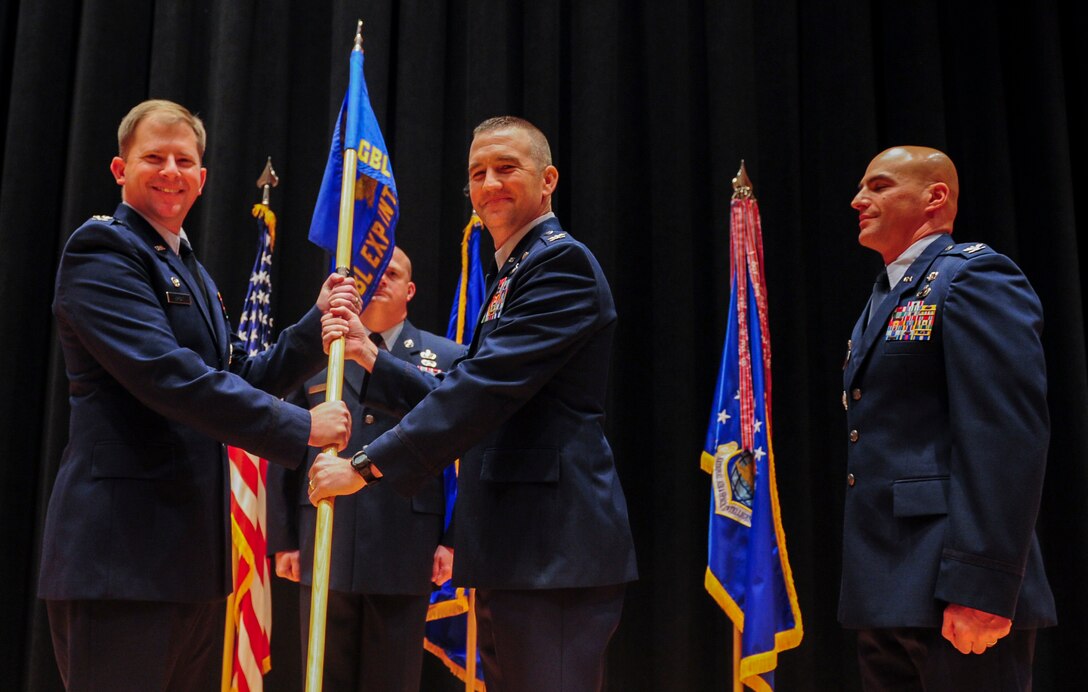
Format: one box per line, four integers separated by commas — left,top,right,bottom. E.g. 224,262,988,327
472,116,552,169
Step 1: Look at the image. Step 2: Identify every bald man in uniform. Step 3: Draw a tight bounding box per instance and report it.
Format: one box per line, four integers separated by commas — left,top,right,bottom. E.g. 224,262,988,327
840,146,1056,690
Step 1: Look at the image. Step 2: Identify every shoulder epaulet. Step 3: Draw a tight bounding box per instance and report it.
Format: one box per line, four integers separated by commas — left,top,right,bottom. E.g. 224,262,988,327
89,214,116,223
940,241,994,258
540,228,569,244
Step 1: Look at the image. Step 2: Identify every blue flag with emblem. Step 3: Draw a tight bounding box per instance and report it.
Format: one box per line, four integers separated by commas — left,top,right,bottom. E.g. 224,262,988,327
308,43,397,310
422,212,487,689
701,180,802,691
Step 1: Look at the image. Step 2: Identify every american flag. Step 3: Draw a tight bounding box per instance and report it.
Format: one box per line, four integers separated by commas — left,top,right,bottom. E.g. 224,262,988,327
226,203,277,691
236,204,276,355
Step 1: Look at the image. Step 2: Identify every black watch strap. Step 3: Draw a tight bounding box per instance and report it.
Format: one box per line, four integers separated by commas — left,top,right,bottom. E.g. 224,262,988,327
350,449,381,485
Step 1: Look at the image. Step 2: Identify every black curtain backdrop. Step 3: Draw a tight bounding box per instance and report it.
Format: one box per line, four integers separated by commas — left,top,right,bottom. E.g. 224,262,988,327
2,1,1086,690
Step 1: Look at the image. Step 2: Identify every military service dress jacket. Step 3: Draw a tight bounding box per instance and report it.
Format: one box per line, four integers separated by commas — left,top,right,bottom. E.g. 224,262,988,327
840,234,1056,629
40,204,324,603
267,321,463,595
364,217,638,590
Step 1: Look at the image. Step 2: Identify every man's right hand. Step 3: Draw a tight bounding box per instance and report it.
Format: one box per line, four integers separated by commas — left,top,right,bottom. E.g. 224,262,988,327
942,603,1013,654
274,551,301,582
308,400,351,450
321,307,379,371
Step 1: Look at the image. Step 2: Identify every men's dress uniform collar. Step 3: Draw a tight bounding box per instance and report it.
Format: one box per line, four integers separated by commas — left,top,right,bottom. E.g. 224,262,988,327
120,201,191,256
350,319,418,399
846,233,952,386
113,203,226,359
471,216,564,358
364,321,405,354
884,234,946,288
493,211,556,268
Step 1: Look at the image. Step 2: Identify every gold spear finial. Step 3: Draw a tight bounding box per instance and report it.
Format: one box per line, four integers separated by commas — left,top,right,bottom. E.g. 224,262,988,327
354,19,364,51
256,156,279,206
732,160,755,200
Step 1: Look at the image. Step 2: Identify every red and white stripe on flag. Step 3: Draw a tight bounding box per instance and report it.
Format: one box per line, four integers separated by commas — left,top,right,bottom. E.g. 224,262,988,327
228,445,272,692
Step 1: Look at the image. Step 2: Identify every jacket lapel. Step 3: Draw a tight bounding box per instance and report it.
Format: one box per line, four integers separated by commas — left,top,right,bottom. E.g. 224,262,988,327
845,235,951,386
116,205,223,353
391,320,420,361
342,360,367,400
468,218,562,356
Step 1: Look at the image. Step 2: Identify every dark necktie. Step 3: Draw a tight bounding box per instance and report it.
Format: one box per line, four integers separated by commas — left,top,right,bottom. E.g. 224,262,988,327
867,271,891,327
369,332,386,351
180,238,210,309
484,261,499,294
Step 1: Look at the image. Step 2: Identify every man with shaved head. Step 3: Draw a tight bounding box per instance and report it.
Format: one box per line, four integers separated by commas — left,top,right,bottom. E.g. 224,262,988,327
840,147,1055,690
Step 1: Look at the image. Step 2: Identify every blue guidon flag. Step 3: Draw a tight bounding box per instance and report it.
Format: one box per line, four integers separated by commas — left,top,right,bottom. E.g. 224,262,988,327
423,212,487,689
308,38,397,308
701,184,803,691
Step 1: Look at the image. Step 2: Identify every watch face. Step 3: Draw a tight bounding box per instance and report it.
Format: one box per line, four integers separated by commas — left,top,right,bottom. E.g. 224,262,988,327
350,451,378,484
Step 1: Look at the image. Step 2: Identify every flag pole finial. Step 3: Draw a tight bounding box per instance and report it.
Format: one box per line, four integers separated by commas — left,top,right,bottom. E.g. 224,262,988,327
732,160,755,200
354,20,364,51
257,156,279,206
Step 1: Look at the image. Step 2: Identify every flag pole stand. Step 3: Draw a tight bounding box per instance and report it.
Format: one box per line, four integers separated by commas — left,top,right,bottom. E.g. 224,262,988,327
222,545,238,692
733,626,742,692
465,589,478,691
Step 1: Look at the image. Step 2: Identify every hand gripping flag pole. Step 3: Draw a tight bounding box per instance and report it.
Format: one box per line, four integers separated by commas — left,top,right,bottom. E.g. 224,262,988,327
304,19,398,689
306,21,364,692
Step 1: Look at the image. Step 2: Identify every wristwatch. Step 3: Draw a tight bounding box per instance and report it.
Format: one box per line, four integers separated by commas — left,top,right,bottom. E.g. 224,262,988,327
350,447,382,485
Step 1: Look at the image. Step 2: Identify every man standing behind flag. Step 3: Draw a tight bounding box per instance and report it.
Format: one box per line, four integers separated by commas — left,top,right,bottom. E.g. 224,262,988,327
267,246,462,692
38,99,354,691
311,116,638,691
841,146,1055,690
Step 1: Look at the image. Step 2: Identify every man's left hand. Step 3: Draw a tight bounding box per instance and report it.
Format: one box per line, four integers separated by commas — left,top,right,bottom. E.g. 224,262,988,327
942,603,1012,654
321,307,378,370
432,545,454,585
316,273,360,313
308,451,365,505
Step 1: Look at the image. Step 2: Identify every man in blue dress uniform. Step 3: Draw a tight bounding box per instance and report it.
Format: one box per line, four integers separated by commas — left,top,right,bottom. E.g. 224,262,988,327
39,99,353,690
267,247,463,692
309,116,638,692
840,146,1056,691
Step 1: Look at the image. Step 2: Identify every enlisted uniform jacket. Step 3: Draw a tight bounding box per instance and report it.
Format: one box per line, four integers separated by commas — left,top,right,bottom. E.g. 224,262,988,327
266,321,463,595
39,203,323,602
840,234,1056,629
365,217,638,590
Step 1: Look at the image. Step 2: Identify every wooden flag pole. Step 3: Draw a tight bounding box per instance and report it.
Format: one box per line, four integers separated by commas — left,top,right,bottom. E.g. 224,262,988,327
305,21,363,692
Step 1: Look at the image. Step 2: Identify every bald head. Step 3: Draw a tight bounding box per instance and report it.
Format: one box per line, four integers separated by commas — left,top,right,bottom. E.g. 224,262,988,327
874,146,959,215
360,246,416,333
852,146,960,263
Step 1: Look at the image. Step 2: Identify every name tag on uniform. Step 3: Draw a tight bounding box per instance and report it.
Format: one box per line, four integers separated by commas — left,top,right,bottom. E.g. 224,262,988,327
166,292,192,305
